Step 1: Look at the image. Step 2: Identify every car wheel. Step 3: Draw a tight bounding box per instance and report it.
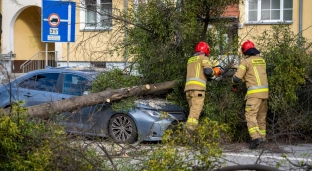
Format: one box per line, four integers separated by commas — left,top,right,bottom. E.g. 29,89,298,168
109,114,138,143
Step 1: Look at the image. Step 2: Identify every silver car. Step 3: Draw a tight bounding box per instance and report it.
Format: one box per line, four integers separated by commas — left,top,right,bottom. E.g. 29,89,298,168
0,67,186,143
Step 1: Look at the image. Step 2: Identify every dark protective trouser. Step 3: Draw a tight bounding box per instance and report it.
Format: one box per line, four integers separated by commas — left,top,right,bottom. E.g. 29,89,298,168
185,90,205,130
245,97,268,141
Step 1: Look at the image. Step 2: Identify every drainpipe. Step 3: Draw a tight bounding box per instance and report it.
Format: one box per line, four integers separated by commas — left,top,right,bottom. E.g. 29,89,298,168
0,13,2,49
124,0,128,70
299,0,303,47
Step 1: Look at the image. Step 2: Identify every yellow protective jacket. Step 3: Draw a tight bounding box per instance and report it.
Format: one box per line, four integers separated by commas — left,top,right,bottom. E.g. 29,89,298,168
184,55,213,92
234,55,269,99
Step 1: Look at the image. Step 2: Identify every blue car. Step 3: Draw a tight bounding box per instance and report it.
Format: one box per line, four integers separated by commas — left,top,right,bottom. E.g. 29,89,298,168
0,67,186,143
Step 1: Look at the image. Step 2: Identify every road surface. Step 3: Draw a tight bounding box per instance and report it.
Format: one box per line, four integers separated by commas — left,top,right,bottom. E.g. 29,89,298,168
221,143,312,170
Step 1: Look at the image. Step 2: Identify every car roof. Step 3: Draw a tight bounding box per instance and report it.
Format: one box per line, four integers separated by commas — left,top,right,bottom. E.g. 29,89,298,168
22,67,100,79
46,66,101,72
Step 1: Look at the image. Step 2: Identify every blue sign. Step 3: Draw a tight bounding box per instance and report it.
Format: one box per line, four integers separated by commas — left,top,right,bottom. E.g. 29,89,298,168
42,0,76,42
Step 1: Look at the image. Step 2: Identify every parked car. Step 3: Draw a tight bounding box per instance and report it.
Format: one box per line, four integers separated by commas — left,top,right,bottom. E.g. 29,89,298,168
0,67,186,143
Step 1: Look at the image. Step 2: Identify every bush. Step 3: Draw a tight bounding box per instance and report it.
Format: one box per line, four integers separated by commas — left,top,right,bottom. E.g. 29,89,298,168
142,118,230,170
254,25,312,142
0,104,105,171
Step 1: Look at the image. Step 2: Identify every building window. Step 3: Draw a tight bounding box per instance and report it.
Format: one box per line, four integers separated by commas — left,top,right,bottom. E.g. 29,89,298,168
81,0,112,30
246,0,293,23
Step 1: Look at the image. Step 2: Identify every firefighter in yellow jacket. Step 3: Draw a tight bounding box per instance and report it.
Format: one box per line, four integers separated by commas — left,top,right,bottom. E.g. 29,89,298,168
184,41,223,130
232,40,269,149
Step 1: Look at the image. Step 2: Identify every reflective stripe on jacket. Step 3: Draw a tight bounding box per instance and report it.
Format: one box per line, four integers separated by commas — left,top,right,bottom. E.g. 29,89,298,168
234,55,269,99
184,55,213,92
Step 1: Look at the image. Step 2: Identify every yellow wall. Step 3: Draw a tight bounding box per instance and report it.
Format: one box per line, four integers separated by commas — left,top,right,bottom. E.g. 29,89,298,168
14,6,54,61
301,0,312,44
61,0,128,62
238,0,312,52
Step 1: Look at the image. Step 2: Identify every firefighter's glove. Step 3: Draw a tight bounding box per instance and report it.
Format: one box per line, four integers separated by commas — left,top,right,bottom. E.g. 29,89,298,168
213,67,223,77
232,84,238,92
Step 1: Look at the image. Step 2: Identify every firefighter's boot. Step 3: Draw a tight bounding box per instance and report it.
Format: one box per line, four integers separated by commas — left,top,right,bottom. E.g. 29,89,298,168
249,138,263,149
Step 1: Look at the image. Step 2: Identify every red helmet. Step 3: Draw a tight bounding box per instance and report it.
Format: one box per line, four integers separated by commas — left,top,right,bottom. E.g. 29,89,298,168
241,40,255,53
195,41,210,56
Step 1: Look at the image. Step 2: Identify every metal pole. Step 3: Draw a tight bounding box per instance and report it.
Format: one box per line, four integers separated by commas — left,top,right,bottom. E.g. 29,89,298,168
38,52,40,70
45,43,48,67
299,0,303,47
67,43,69,67
0,13,2,48
124,0,128,69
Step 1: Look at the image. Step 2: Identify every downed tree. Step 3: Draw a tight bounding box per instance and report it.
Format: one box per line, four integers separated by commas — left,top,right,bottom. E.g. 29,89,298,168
1,80,179,119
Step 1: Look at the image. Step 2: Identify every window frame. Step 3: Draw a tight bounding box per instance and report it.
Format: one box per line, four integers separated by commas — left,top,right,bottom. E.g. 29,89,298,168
61,73,91,96
245,0,293,24
17,73,60,93
80,0,113,31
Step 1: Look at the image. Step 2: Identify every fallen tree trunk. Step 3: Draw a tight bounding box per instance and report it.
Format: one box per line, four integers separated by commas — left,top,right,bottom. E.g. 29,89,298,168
1,71,236,119
2,80,179,119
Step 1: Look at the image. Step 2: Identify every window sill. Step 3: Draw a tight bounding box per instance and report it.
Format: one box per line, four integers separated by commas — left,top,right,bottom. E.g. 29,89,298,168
245,21,293,25
80,27,112,32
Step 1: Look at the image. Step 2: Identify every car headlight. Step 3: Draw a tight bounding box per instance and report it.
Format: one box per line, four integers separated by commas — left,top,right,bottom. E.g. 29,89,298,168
140,109,170,119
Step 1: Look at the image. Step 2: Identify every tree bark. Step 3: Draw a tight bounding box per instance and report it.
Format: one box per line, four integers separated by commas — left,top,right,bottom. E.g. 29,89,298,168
1,80,179,119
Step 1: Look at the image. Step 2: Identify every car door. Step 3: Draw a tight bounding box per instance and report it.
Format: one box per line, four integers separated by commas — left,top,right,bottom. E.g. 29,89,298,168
14,72,61,106
57,73,101,135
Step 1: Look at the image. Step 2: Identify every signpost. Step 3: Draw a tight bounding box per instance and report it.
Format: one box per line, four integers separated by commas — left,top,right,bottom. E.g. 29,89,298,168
42,0,76,66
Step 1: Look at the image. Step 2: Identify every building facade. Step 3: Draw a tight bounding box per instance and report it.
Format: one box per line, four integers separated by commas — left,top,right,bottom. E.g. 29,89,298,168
2,0,309,74
238,0,312,52
1,0,128,73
